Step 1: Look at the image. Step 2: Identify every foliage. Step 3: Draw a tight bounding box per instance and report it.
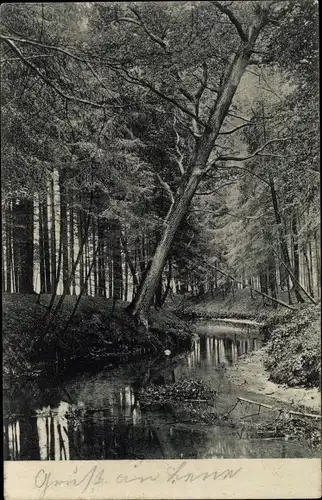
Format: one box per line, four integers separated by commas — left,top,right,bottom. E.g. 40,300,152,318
264,305,321,387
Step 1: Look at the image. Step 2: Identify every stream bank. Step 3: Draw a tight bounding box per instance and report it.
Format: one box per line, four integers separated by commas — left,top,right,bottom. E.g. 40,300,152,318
4,318,320,460
177,289,321,392
3,293,193,383
227,348,320,412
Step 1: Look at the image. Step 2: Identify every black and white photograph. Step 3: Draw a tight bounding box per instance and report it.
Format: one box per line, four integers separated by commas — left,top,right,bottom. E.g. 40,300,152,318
2,1,320,496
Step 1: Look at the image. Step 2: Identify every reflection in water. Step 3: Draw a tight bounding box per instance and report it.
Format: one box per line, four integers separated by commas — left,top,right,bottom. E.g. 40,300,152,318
6,420,20,460
4,384,142,461
36,401,70,460
185,334,262,372
4,328,316,460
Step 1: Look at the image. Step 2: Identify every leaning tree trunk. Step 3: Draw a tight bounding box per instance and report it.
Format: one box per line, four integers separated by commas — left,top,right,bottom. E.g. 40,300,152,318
127,14,269,322
127,170,203,320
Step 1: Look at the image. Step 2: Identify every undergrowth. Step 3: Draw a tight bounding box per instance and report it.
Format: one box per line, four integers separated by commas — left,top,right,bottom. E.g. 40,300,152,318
3,293,193,380
264,305,321,388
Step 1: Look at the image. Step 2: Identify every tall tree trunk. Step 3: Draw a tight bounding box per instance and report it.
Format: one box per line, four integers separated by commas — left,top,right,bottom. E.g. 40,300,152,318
38,200,45,293
14,198,34,294
84,233,90,296
303,247,314,297
70,197,76,295
124,257,128,302
112,221,123,300
107,230,113,298
92,220,98,296
291,215,300,281
314,231,320,297
121,232,139,290
50,168,57,293
308,239,314,296
98,220,105,297
42,198,51,293
267,255,277,308
2,225,5,292
59,173,70,295
78,208,84,292
127,170,203,319
6,202,12,293
279,258,288,290
259,271,268,296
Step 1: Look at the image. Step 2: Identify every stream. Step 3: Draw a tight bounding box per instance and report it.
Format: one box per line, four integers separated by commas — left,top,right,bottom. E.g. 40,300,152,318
3,320,318,460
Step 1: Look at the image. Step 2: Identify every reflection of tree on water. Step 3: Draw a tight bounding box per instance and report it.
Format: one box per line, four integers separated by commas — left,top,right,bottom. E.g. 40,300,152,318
196,335,262,368
36,401,70,460
5,420,20,460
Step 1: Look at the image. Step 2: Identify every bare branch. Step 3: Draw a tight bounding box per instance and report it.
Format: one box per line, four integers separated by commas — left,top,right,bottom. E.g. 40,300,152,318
128,7,169,50
216,164,270,185
227,111,251,122
195,180,237,195
117,66,207,127
173,116,185,175
217,137,293,162
156,173,175,205
1,37,116,110
212,1,248,41
218,122,251,135
0,33,87,62
195,62,209,102
0,33,119,102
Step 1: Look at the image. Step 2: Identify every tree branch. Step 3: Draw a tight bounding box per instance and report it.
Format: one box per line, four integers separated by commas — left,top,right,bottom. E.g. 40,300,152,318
1,36,122,110
173,116,185,175
216,164,270,185
217,137,293,162
0,33,119,102
117,66,207,127
212,1,248,41
218,122,251,135
128,7,169,50
156,173,175,206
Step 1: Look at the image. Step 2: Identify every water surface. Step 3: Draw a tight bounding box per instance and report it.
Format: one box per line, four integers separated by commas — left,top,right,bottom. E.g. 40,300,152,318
3,321,318,460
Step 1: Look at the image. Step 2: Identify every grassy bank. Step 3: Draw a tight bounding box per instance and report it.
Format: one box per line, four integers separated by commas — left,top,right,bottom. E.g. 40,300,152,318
3,293,193,381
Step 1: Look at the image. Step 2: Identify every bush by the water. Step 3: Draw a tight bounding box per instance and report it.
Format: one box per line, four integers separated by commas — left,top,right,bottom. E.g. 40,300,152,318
264,305,321,388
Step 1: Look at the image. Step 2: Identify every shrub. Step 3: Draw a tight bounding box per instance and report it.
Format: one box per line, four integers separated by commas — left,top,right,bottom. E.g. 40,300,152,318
264,305,321,388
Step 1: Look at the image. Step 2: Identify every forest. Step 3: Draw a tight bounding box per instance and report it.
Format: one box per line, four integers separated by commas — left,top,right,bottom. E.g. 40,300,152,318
1,1,321,459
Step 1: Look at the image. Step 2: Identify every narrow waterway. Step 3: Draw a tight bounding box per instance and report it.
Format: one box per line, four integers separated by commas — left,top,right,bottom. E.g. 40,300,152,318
3,321,318,460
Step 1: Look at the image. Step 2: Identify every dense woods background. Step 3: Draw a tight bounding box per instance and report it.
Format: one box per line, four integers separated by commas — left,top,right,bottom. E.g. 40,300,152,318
1,1,319,322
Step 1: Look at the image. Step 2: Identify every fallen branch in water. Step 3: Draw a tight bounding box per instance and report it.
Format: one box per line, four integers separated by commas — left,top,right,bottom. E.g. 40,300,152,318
237,396,321,419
